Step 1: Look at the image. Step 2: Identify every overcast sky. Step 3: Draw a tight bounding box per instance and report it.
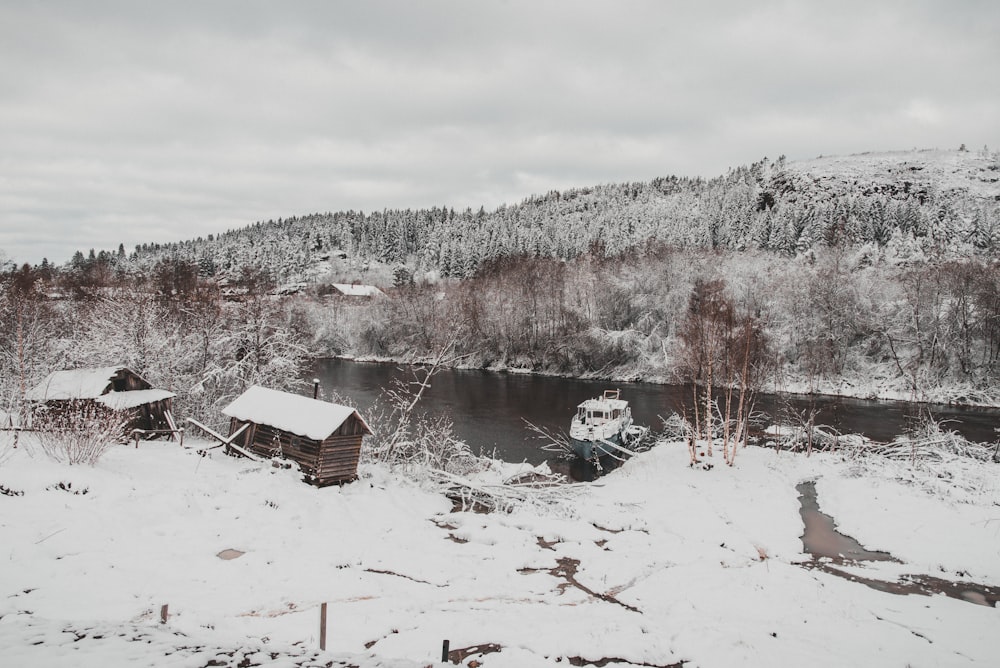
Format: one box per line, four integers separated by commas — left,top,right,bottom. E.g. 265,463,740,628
2,0,997,266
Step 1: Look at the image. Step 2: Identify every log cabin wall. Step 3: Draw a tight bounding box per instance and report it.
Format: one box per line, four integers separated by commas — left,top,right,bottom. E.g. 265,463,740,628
230,416,365,486
314,433,363,485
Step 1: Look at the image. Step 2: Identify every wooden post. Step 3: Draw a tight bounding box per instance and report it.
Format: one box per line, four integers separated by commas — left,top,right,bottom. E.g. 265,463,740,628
313,379,320,400
319,602,327,650
160,604,168,624
441,639,450,663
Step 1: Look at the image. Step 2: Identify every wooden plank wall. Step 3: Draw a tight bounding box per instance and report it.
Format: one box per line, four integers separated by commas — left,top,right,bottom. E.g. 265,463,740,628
236,420,363,486
314,434,363,485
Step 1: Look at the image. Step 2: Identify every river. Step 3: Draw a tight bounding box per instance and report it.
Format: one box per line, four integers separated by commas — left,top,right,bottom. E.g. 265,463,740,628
309,358,1000,465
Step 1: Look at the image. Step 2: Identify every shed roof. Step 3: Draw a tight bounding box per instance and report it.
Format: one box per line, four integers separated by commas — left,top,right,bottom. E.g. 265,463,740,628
222,385,372,441
96,389,176,410
331,283,385,298
26,365,131,401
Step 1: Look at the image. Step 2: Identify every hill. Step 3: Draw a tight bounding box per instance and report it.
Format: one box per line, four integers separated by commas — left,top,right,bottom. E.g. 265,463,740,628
115,147,999,283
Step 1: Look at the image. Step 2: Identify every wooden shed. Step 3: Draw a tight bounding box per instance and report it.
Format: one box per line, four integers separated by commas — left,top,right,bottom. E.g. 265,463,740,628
222,385,373,486
26,365,176,435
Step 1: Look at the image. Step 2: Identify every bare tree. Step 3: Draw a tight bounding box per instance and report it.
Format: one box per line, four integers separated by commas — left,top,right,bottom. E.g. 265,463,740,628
676,278,771,465
363,341,478,475
676,278,734,456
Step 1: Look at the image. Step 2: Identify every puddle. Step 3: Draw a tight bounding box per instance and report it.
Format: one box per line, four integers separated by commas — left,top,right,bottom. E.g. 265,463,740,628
216,549,245,560
797,481,998,607
797,481,896,563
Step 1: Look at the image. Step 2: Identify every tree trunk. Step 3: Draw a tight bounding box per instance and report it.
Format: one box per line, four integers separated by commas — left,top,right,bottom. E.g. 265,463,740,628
704,359,713,456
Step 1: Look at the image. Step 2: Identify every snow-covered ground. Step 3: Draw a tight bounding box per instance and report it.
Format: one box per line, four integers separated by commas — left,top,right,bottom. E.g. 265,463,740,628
787,148,1000,200
1,434,998,667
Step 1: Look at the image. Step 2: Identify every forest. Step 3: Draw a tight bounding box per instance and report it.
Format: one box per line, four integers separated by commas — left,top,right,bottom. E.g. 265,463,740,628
2,149,1000,435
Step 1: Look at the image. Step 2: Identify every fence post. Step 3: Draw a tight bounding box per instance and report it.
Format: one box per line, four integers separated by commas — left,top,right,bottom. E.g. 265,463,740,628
160,604,169,624
441,639,450,663
319,602,327,650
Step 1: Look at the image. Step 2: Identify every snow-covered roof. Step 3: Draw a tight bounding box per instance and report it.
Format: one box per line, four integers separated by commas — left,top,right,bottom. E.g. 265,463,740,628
26,365,129,401
222,386,372,441
96,389,176,410
331,283,385,298
577,396,629,411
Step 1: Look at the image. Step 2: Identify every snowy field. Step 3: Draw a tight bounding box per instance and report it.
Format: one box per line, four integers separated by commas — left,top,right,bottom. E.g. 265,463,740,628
1,434,998,667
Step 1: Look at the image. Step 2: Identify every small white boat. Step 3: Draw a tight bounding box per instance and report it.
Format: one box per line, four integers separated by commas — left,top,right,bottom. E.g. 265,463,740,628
569,389,637,461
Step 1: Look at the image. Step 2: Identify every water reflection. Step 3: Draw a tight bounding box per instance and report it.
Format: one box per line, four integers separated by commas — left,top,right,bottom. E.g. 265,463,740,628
309,359,1000,465
797,480,998,607
797,481,895,562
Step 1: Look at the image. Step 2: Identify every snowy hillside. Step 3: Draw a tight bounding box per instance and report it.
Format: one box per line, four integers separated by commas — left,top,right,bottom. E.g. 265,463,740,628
111,147,1000,283
2,434,998,667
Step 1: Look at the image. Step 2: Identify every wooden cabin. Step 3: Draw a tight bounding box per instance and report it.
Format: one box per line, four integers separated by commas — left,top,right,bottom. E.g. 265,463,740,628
222,385,373,486
26,365,176,435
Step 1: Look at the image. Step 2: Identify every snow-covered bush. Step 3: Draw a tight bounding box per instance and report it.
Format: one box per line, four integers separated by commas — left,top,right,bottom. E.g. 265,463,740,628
361,348,483,478
364,411,480,477
843,416,999,501
32,401,129,466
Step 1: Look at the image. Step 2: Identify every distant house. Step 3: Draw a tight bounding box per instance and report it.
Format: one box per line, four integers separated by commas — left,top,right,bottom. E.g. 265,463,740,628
330,283,386,299
222,386,373,486
26,365,176,434
274,282,308,296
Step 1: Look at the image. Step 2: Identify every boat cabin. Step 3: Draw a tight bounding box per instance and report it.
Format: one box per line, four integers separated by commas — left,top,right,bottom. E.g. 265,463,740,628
575,389,629,427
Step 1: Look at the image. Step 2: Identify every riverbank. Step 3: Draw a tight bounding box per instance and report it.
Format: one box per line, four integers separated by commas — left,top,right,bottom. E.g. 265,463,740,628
316,358,1000,461
332,353,1000,410
2,433,997,667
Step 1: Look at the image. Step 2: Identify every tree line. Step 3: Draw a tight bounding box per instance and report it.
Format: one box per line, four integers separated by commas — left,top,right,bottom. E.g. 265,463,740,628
0,261,309,432
5,240,998,434
78,151,1000,285
345,245,1000,406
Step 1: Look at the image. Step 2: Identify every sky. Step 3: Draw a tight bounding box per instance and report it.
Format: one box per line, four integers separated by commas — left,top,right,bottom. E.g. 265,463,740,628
1,1,998,266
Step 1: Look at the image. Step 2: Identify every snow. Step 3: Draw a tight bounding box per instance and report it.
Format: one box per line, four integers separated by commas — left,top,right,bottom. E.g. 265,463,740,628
96,389,176,410
1,434,997,667
0,409,23,428
25,365,128,401
788,148,1000,200
332,283,386,298
222,385,371,441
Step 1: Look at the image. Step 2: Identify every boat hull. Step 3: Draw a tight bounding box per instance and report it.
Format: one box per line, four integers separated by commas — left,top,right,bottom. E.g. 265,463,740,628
570,431,627,461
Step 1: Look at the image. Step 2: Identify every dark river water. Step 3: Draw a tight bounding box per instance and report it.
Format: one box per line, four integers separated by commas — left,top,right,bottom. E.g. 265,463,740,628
309,359,999,465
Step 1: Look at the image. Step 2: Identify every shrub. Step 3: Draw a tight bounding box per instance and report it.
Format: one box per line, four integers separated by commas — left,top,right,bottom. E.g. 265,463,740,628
33,401,130,465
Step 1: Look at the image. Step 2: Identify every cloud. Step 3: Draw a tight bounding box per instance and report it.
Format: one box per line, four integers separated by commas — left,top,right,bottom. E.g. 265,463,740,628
1,0,998,265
